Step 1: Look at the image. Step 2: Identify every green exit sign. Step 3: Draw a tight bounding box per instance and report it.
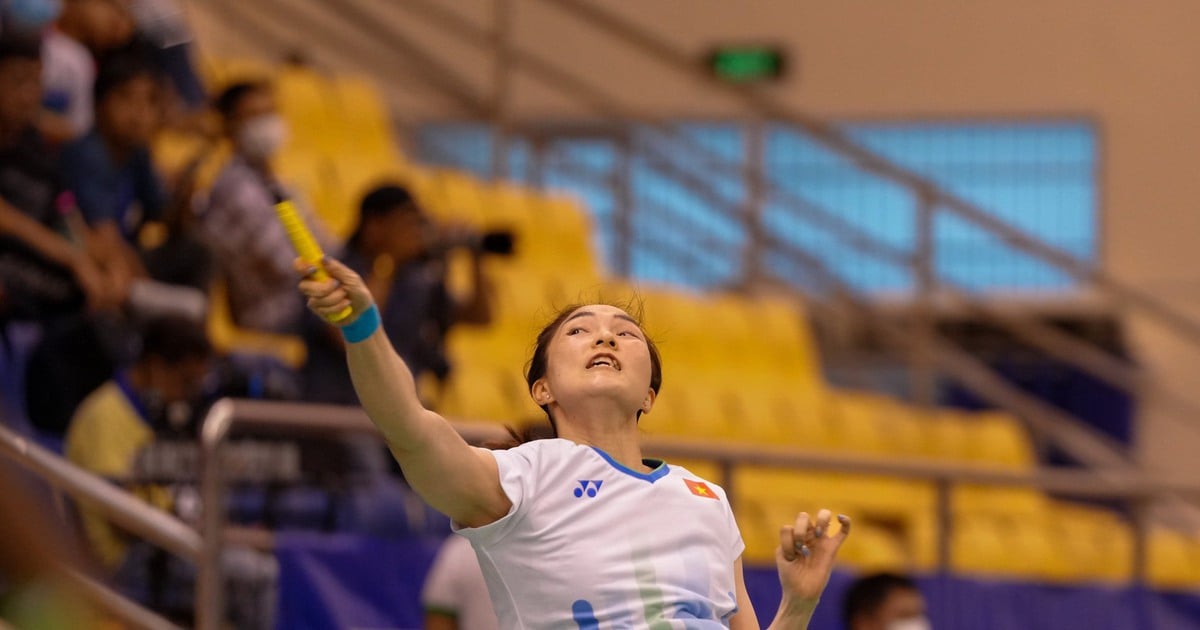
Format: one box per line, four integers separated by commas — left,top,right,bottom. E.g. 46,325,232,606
707,45,787,83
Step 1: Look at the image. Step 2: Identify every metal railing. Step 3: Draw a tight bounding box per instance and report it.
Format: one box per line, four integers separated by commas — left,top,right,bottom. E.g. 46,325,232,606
201,0,1200,465
0,423,192,630
8,397,1200,629
193,398,1200,630
368,0,1200,479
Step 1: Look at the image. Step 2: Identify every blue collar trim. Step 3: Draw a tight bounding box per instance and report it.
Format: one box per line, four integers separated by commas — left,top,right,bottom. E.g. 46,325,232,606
590,447,669,483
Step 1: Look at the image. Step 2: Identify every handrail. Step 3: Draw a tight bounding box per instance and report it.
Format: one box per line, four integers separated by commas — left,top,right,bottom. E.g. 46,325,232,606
64,569,186,630
389,0,1184,415
0,423,199,630
0,424,202,563
541,0,1200,351
202,0,488,118
641,433,1200,499
195,398,503,630
194,398,1200,601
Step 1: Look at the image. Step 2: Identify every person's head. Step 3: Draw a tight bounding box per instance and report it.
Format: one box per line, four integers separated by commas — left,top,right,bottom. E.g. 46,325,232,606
132,316,213,424
58,0,133,51
94,52,162,150
843,573,929,630
0,34,42,134
351,184,427,262
215,80,288,162
525,302,663,432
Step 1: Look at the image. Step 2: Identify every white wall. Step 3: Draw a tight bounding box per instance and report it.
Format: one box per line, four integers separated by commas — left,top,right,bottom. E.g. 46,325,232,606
188,0,1200,478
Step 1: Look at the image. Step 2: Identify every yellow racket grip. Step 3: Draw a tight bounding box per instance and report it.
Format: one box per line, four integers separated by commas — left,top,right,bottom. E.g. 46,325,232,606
274,199,352,323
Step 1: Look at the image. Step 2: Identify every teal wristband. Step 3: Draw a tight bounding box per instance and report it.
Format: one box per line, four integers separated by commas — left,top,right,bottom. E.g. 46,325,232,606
341,304,381,343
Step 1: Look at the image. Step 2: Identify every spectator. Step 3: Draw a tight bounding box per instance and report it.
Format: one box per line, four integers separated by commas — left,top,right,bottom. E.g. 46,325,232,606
843,572,930,630
64,316,278,629
302,184,494,405
127,0,207,117
199,80,330,334
41,0,135,142
422,535,497,630
64,315,211,568
0,0,62,37
0,31,111,319
59,50,163,297
58,49,210,291
422,422,552,630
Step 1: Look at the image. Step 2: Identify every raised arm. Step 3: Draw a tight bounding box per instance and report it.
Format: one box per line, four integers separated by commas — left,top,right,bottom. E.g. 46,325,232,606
298,257,511,527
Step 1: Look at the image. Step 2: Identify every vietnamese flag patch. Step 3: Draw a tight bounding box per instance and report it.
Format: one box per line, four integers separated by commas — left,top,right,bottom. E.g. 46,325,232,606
684,479,719,500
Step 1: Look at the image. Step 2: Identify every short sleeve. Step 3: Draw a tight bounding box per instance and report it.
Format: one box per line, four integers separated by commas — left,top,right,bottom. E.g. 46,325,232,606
452,444,539,547
717,485,746,560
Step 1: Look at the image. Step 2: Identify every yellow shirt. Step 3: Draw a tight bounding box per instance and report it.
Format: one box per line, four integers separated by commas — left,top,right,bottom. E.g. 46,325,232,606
65,380,169,568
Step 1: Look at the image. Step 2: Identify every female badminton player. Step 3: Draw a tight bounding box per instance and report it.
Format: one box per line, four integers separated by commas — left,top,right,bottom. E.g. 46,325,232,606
298,257,850,629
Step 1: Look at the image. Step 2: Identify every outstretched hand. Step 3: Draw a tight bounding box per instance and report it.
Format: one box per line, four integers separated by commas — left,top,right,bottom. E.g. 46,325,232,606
294,257,375,325
776,509,850,606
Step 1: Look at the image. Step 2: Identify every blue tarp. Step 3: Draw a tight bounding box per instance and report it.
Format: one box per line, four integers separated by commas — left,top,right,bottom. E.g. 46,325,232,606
276,533,1200,630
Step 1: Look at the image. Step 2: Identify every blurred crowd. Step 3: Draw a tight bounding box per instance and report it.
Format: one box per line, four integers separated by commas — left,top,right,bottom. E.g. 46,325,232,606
0,1,494,625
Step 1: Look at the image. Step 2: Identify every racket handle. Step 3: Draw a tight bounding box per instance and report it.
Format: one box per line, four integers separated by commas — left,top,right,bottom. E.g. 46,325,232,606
274,198,352,323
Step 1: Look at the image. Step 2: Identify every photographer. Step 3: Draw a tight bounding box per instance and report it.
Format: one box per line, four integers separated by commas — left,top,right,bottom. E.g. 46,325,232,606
301,184,497,406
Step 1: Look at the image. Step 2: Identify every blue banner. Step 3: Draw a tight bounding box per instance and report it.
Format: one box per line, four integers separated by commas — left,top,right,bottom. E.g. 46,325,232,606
276,533,1200,630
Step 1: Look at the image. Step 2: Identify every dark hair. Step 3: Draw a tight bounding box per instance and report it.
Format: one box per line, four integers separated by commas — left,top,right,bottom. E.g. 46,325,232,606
843,573,920,626
0,33,42,62
214,80,270,120
349,183,420,248
483,420,557,450
139,316,212,364
93,51,160,105
524,301,663,431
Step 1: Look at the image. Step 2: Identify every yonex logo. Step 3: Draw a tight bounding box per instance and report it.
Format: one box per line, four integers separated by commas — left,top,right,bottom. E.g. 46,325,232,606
573,480,603,498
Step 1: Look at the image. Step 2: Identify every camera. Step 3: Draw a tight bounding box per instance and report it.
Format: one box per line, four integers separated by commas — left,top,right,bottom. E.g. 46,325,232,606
428,228,516,257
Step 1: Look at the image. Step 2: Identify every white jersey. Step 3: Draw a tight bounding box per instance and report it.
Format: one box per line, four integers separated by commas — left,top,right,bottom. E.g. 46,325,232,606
455,439,744,629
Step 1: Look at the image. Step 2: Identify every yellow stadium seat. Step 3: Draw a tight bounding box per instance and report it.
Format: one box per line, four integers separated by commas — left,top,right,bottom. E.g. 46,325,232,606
434,171,489,227
331,75,402,162
529,196,602,278
665,458,726,487
735,467,935,568
735,378,833,447
1148,527,1200,588
834,522,910,573
964,411,1035,469
1049,502,1133,581
271,151,341,235
438,363,533,424
824,393,889,455
275,68,338,154
925,409,974,462
952,512,1068,580
200,56,274,89
746,295,823,387
444,325,528,371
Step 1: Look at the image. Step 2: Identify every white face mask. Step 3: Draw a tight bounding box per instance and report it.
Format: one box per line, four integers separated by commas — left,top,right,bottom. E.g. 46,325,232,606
237,114,289,159
886,617,932,630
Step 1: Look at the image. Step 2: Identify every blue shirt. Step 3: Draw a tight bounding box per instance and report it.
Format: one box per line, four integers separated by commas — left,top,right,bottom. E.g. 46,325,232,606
60,130,166,238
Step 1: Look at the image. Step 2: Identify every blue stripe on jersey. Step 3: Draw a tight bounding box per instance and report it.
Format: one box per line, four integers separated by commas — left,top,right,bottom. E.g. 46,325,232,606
590,447,670,483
